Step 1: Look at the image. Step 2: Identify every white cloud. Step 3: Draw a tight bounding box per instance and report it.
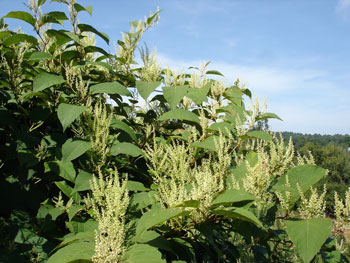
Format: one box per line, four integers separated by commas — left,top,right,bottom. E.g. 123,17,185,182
336,0,350,20
156,53,350,134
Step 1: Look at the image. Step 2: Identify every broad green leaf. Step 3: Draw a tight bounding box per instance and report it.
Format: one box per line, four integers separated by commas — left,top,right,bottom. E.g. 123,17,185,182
89,82,131,96
137,231,174,253
245,130,272,141
256,112,283,121
77,23,109,44
110,119,137,142
84,45,109,57
0,31,11,39
186,82,210,104
40,11,68,25
28,51,53,61
55,181,74,198
73,170,93,192
212,189,256,206
56,160,76,183
37,204,64,221
136,81,161,100
126,181,148,191
3,33,38,46
33,72,65,92
162,85,189,109
285,218,332,263
176,200,200,208
63,31,81,44
272,165,327,205
125,244,165,263
110,142,143,157
47,240,94,263
191,136,220,151
74,4,93,15
158,109,200,124
62,139,91,162
57,103,86,131
131,191,158,210
38,0,47,6
135,207,186,241
207,122,235,136
67,205,84,221
4,11,35,26
213,207,263,228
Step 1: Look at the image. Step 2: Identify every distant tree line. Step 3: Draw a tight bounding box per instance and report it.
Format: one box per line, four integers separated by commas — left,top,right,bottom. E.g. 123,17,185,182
282,132,350,213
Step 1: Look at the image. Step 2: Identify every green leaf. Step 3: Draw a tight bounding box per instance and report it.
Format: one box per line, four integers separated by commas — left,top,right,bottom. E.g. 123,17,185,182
110,142,143,157
33,72,65,92
213,207,263,228
135,207,186,241
55,181,74,198
40,11,68,25
256,112,283,121
245,130,272,141
272,165,328,205
136,81,161,100
47,240,94,263
37,204,64,221
4,11,35,26
162,85,189,109
57,103,86,131
212,189,256,206
73,170,93,193
207,122,235,136
125,244,165,263
84,45,109,57
74,4,93,15
67,205,84,221
126,181,148,191
205,70,224,76
137,231,174,253
158,109,200,124
89,82,131,96
77,23,109,44
56,160,76,183
3,33,38,46
131,191,158,210
110,119,137,142
62,139,91,162
186,82,210,104
28,51,53,61
0,31,11,39
285,218,332,263
191,136,220,151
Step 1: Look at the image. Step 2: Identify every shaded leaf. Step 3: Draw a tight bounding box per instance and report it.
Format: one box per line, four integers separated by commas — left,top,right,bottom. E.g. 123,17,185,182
73,170,93,193
110,142,143,157
48,240,94,263
77,23,109,44
62,139,91,162
3,33,38,46
28,51,53,61
135,207,186,241
33,72,65,92
125,244,165,263
213,207,263,228
256,112,283,121
58,103,86,131
110,119,137,142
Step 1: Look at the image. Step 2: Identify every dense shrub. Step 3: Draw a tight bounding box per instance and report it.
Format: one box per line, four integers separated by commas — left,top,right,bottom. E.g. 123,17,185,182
1,1,350,262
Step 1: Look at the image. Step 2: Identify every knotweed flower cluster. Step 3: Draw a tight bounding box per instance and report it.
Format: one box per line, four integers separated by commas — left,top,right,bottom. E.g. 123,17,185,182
144,133,232,225
90,170,129,263
297,184,327,219
334,188,350,231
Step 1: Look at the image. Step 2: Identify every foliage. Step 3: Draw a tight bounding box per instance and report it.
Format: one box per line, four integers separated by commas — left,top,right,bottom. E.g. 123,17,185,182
1,1,350,262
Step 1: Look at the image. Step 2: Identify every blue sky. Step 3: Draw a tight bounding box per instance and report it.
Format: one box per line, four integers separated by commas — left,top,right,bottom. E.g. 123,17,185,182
1,0,350,134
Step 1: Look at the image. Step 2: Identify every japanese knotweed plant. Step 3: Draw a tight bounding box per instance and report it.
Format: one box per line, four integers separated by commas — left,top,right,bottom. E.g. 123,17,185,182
144,132,233,225
89,169,129,263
